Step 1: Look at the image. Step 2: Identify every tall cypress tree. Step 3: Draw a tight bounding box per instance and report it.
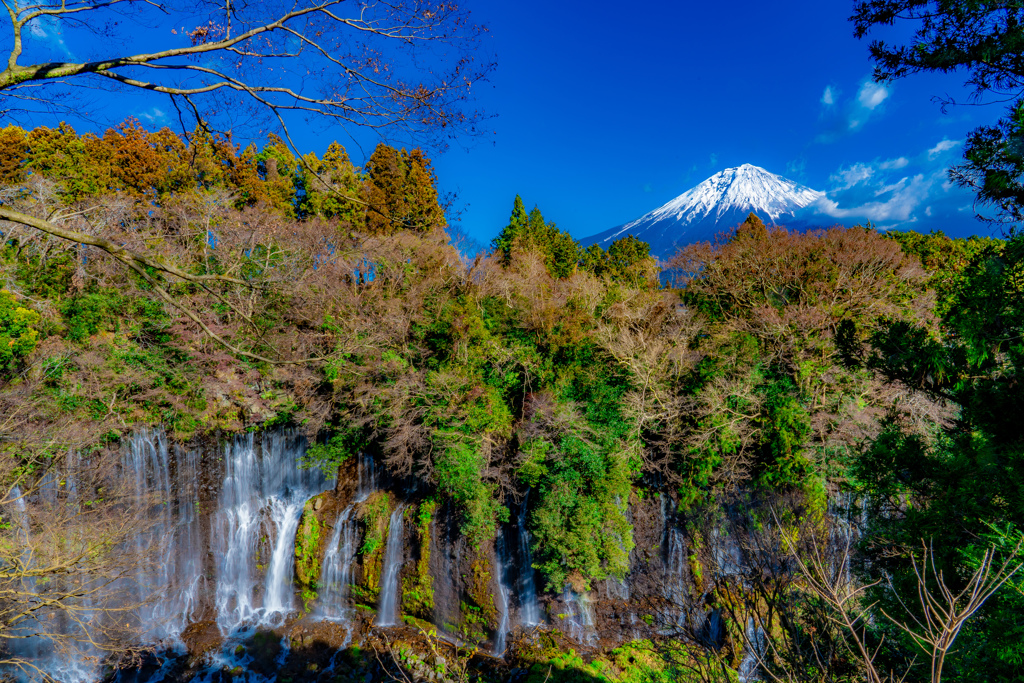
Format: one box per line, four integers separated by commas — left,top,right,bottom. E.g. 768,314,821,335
491,194,529,264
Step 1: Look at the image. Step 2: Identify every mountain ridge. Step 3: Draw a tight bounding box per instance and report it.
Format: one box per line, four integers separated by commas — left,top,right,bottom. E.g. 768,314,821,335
583,164,825,258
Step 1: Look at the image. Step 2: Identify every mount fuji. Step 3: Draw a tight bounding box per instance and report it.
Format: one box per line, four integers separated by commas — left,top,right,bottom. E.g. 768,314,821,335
583,164,826,258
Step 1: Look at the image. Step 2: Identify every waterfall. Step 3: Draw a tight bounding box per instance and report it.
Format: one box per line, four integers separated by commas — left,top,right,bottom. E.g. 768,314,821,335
212,430,334,632
2,488,45,677
737,617,767,682
124,430,204,645
664,527,687,627
562,588,597,645
4,456,106,683
515,495,541,627
376,505,406,627
493,528,512,656
317,506,357,621
261,497,306,624
356,452,378,502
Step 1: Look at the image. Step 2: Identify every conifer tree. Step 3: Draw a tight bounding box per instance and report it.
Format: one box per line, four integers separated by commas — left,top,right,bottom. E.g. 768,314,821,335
364,143,408,235
298,142,363,225
491,194,529,263
402,149,446,232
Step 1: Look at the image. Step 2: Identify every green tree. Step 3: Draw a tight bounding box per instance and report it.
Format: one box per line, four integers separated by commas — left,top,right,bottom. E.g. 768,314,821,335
0,289,39,376
491,194,529,264
859,232,1024,681
491,196,582,278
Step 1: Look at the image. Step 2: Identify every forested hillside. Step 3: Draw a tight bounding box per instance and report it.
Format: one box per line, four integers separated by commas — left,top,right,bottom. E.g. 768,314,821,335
1,122,1022,683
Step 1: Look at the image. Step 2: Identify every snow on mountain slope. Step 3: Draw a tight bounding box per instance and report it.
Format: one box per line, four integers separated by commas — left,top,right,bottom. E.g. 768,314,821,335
583,164,825,259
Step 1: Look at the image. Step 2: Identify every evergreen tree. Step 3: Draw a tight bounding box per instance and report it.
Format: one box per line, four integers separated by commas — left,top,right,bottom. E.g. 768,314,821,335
297,142,363,225
364,143,407,235
402,148,446,232
491,194,529,263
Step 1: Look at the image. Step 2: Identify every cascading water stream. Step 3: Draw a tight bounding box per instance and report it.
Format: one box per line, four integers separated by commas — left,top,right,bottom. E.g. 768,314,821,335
261,497,306,624
515,494,541,627
493,528,512,656
356,453,378,502
737,617,767,682
562,588,597,645
212,430,334,632
192,430,333,683
317,506,357,622
124,431,204,646
376,505,406,627
1,488,46,678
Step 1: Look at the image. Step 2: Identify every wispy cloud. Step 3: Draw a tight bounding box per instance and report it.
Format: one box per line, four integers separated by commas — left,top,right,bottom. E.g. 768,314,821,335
816,76,892,142
829,163,874,191
857,81,889,111
139,107,168,125
880,157,909,170
927,138,961,158
811,139,972,230
815,173,935,223
24,15,73,59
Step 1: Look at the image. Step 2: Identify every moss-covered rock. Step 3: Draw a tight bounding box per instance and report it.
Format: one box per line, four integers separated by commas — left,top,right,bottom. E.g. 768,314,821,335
295,495,325,610
402,499,436,618
357,491,391,604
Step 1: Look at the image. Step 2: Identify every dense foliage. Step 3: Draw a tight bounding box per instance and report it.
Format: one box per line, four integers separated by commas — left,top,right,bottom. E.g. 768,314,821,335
1,120,1021,683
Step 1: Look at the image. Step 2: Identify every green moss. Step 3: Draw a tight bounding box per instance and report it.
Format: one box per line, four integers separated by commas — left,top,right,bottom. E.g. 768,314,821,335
467,553,497,626
358,491,391,601
295,497,323,609
402,499,435,618
521,639,726,683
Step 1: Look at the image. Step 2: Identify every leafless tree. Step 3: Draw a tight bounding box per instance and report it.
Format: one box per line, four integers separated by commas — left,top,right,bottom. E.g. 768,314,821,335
0,445,162,679
780,512,1024,683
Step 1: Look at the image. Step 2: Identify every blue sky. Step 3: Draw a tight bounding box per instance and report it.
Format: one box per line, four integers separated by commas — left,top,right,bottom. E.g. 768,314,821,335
424,1,1003,244
10,0,1007,244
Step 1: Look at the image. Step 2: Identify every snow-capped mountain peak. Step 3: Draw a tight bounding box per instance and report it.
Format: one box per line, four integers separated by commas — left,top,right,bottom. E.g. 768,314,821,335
583,164,825,258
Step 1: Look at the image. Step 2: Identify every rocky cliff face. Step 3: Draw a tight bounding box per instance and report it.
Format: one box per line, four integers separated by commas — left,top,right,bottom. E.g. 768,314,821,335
3,428,860,682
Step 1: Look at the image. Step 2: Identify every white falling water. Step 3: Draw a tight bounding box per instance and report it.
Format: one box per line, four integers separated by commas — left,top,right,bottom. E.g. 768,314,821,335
664,527,687,628
562,588,597,645
737,616,767,682
376,505,406,627
515,495,541,627
356,453,378,502
124,430,204,645
493,528,512,656
1,488,46,679
213,430,334,632
317,506,357,622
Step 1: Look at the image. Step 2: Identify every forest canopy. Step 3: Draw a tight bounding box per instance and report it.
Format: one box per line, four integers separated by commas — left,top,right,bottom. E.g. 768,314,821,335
0,117,1021,682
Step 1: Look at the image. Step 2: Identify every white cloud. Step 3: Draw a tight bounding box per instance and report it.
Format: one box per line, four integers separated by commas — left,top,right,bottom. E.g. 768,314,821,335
139,107,168,125
821,86,835,106
829,163,874,191
880,157,909,170
24,15,72,57
874,178,908,196
857,81,890,110
927,138,961,159
815,174,934,223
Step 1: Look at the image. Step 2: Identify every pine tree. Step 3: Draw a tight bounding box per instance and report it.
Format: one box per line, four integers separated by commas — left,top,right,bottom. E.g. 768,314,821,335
491,195,529,264
364,143,407,235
